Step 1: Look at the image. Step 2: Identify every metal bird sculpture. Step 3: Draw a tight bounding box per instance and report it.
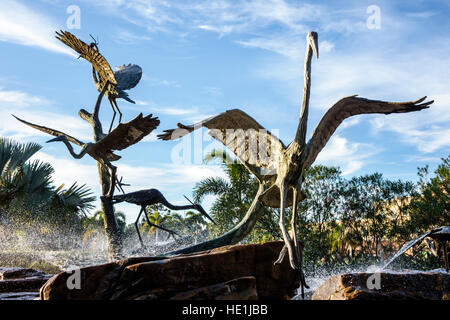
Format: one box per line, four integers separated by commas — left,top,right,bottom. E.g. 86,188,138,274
112,189,216,247
12,111,159,196
158,31,433,296
55,30,143,132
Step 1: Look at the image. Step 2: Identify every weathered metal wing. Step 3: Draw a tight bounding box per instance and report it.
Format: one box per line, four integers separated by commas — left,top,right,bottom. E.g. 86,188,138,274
13,113,160,162
98,113,160,151
158,109,285,182
303,96,433,169
115,64,143,91
12,115,85,147
12,114,121,162
55,30,118,92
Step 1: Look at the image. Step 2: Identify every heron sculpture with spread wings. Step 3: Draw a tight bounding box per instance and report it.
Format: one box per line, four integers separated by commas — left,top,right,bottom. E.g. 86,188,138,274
56,31,143,132
158,31,433,294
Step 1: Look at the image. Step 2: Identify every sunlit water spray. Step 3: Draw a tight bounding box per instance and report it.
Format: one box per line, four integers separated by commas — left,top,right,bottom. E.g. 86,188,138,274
0,223,200,273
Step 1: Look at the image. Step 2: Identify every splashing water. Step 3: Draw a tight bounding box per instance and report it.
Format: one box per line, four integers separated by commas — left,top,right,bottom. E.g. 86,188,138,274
0,222,202,273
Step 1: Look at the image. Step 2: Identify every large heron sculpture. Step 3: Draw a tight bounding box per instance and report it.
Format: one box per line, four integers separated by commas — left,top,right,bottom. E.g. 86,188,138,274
112,189,216,246
158,31,434,294
56,30,143,132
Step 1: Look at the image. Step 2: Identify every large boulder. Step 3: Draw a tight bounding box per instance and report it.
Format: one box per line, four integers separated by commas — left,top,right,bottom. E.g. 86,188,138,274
40,241,300,300
312,271,450,300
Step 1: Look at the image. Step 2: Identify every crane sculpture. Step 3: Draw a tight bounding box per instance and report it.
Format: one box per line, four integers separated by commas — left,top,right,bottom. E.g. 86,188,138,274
112,189,216,247
56,31,143,133
13,82,159,197
158,31,434,296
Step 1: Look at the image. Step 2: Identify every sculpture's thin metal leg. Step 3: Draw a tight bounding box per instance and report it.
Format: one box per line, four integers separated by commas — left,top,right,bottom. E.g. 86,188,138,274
278,182,297,270
135,206,145,247
114,99,123,124
142,206,179,238
291,188,301,268
274,245,287,265
291,187,309,297
108,99,117,133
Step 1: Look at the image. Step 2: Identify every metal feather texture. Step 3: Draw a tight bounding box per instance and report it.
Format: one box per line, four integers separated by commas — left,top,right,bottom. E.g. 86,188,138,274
159,109,285,181
55,30,118,95
13,113,160,163
99,113,160,151
115,64,143,91
304,95,433,169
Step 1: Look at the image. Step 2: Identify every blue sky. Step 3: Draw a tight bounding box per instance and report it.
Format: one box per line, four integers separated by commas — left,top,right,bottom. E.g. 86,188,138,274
0,0,449,223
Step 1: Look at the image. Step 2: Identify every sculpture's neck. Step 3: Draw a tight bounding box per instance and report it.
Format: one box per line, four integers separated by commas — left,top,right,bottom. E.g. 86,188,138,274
294,44,313,147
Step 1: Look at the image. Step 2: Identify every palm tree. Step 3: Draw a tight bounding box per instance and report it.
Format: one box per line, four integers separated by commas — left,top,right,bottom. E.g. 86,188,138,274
193,150,258,235
193,150,279,241
0,137,96,223
88,210,126,231
0,138,53,214
142,207,165,242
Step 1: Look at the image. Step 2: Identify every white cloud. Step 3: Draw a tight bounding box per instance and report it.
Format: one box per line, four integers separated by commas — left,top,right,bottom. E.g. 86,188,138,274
143,77,181,88
1,108,92,143
33,151,100,192
114,30,152,44
406,11,438,19
340,117,360,129
0,0,75,56
0,87,50,108
314,135,380,175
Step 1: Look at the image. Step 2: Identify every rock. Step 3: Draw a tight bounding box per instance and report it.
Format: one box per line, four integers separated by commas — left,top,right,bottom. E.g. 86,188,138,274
0,267,49,280
40,256,166,300
0,292,39,300
312,271,450,300
169,276,258,300
0,278,50,293
40,241,300,300
0,267,52,298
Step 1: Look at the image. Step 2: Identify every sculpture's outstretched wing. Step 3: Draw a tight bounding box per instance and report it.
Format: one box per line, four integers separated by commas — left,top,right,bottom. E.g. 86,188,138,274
115,64,143,91
99,113,160,151
12,115,85,147
303,96,433,169
158,109,286,181
55,31,118,90
12,115,121,162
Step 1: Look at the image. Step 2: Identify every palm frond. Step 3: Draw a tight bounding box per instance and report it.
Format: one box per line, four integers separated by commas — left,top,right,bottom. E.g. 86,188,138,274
53,182,96,214
193,177,231,203
0,138,41,176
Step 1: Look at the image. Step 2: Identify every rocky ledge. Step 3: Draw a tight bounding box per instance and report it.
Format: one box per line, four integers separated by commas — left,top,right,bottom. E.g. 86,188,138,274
40,241,300,300
312,270,450,300
0,267,52,300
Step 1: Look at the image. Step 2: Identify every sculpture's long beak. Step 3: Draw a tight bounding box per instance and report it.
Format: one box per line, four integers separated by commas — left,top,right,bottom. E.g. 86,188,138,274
198,205,217,225
310,32,319,59
46,136,64,143
183,195,217,225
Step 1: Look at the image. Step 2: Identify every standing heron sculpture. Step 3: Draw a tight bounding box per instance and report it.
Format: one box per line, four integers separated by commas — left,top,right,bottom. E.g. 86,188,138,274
112,189,216,247
56,30,143,133
158,31,433,296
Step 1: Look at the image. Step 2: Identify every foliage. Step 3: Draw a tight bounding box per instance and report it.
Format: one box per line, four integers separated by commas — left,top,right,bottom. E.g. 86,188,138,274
0,137,97,250
193,150,449,272
193,149,279,243
403,156,449,235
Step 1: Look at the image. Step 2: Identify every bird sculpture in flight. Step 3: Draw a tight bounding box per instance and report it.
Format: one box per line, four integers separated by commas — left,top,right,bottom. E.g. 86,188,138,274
56,30,143,132
158,31,433,296
112,189,216,246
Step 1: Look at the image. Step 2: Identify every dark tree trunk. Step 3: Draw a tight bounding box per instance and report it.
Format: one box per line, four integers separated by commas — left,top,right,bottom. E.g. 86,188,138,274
98,163,123,259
